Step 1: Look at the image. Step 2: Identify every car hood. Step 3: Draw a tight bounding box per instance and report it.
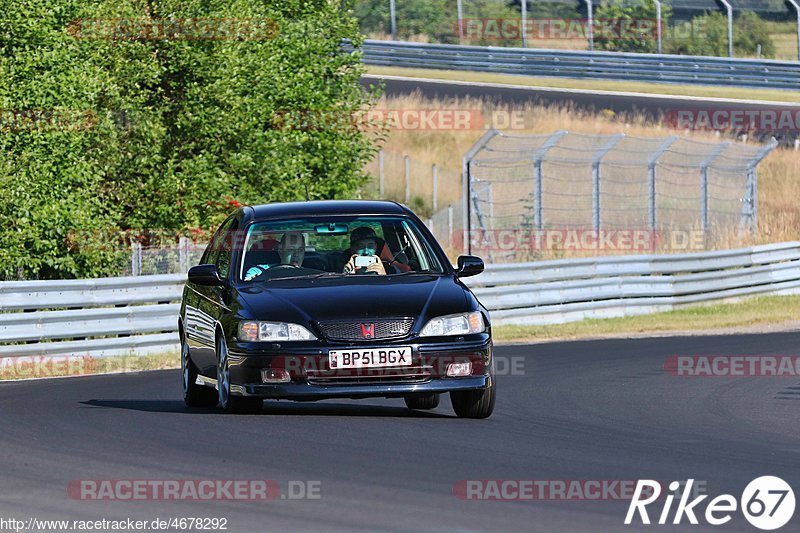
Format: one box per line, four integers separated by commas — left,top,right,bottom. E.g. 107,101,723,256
236,275,469,325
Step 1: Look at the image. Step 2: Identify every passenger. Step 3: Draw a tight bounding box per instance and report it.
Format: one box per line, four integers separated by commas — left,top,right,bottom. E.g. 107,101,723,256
244,231,305,281
342,227,386,275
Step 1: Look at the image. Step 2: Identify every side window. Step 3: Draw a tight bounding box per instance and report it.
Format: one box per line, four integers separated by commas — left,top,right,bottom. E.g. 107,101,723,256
215,219,239,279
203,216,236,269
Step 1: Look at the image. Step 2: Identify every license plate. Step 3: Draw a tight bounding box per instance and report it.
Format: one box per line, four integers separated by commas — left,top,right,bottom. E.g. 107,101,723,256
328,346,412,369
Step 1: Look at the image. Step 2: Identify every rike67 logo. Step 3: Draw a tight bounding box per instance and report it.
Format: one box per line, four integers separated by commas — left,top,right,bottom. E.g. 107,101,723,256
625,477,795,530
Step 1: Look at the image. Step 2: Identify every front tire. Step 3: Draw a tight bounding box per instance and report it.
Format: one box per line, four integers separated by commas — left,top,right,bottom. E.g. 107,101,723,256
182,335,218,408
404,393,440,410
216,335,262,414
450,383,495,419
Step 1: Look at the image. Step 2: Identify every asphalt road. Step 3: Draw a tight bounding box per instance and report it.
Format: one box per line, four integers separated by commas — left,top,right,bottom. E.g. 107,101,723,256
1,332,799,532
364,75,799,143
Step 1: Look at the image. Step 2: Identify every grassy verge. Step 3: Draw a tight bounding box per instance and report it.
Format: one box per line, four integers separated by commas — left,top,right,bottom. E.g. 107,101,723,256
0,351,180,381
493,294,800,344
366,65,800,104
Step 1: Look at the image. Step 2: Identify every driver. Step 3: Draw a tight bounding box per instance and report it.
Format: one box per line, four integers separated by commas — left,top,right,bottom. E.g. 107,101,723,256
342,227,386,275
244,231,305,281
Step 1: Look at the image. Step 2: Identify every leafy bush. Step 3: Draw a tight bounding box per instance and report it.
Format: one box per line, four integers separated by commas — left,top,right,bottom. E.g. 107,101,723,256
667,10,775,58
0,0,378,279
595,0,671,54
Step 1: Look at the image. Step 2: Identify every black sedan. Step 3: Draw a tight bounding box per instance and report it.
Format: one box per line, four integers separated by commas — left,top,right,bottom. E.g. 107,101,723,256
179,200,495,418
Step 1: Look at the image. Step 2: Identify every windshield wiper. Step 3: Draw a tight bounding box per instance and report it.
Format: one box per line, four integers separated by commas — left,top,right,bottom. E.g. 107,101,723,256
268,272,346,282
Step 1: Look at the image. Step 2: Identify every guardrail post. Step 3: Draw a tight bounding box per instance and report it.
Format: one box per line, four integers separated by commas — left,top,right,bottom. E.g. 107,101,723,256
648,136,678,230
404,155,410,203
432,164,438,212
591,134,624,231
378,150,384,198
532,130,568,230
699,142,730,233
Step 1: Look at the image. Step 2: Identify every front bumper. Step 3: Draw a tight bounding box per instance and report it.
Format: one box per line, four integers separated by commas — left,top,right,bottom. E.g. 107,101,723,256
224,335,494,401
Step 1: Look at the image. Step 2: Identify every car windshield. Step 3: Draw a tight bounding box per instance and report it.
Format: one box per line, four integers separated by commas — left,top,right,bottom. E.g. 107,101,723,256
239,216,445,282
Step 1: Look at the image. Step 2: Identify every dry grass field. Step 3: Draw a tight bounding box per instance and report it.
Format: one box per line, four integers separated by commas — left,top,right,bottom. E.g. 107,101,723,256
361,94,800,257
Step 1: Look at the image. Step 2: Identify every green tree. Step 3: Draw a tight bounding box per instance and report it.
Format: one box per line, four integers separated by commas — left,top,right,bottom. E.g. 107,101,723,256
0,0,379,279
595,0,671,54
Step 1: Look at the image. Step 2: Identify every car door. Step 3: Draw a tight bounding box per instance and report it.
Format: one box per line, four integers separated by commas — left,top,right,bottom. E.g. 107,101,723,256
191,216,238,374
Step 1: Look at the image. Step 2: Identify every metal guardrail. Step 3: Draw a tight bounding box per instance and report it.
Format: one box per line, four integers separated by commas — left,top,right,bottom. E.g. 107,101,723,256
358,40,800,90
0,275,185,358
1,242,799,358
463,241,800,325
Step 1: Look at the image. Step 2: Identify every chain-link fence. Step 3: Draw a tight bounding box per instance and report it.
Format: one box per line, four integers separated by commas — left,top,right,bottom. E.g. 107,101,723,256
455,130,776,262
124,239,206,276
357,0,800,60
362,149,462,218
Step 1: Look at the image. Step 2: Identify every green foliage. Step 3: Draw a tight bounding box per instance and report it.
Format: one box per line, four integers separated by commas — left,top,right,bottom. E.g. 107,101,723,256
595,0,671,54
667,10,776,58
0,0,378,279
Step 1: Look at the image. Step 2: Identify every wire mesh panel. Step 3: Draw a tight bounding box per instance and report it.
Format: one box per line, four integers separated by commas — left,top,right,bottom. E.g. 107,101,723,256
463,130,776,261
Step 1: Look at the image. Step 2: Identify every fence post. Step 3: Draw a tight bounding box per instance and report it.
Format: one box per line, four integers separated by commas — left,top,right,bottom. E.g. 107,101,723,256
131,242,142,276
584,0,594,51
179,237,189,272
404,155,410,203
719,0,733,58
457,0,464,43
654,0,663,54
461,129,499,256
389,0,397,40
648,136,678,230
743,138,778,235
789,0,800,61
532,130,568,231
447,204,454,251
699,142,730,233
591,134,624,231
378,150,385,198
432,164,438,212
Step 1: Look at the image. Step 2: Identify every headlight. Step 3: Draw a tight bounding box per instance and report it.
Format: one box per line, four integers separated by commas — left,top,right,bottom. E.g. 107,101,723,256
419,311,485,337
238,321,317,342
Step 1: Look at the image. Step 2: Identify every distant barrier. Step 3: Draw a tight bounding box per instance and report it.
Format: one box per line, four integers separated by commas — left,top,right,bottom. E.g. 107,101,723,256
357,40,800,90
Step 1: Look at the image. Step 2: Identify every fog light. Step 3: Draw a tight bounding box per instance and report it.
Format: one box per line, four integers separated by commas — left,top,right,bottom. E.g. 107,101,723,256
261,369,291,383
446,362,472,377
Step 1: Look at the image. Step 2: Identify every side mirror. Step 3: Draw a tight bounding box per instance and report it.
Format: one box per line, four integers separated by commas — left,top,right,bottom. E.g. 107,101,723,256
455,255,484,278
188,264,223,286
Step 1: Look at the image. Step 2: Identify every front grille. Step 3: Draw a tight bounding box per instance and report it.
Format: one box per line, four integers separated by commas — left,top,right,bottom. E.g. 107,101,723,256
307,366,432,386
317,318,414,341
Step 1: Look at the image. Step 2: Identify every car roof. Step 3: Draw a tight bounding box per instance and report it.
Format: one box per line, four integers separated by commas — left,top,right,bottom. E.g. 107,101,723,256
245,200,411,221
